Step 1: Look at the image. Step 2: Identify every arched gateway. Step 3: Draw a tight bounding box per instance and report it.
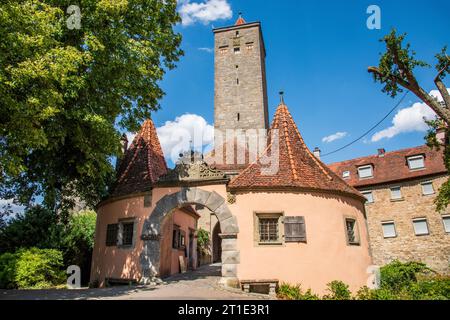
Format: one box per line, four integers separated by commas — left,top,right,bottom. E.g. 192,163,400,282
140,187,239,286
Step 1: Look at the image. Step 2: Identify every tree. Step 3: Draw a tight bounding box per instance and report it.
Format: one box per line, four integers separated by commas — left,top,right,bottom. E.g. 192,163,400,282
0,0,183,213
368,30,450,211
0,205,63,254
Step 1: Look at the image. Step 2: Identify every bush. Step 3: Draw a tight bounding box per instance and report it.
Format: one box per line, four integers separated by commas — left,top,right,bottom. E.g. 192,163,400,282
380,260,431,293
0,248,65,289
277,261,449,300
0,252,17,289
62,211,96,285
0,206,62,254
277,283,319,300
323,281,352,300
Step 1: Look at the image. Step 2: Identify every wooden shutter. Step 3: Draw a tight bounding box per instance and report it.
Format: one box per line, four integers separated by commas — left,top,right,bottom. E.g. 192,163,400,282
284,216,307,243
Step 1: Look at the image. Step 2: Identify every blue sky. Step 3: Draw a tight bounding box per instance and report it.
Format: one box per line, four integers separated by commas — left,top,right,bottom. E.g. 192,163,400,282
149,0,450,165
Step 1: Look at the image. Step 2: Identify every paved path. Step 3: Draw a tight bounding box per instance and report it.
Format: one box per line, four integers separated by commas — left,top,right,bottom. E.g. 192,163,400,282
0,264,271,300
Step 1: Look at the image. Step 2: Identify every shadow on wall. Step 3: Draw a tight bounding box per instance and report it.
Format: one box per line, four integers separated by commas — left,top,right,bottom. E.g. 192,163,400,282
90,197,143,286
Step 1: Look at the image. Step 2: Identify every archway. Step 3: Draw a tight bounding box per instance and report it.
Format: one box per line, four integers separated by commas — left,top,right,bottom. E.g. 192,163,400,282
140,187,239,287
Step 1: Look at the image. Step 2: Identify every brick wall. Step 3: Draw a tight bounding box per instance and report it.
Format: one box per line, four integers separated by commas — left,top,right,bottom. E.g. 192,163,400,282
361,174,450,274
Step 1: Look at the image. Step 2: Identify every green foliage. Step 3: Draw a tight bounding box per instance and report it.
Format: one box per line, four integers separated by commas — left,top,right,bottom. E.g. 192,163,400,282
0,0,183,212
371,29,429,98
0,207,96,285
0,252,17,289
425,120,450,211
277,261,449,300
61,210,96,284
277,283,319,300
380,260,431,293
0,205,63,254
370,29,449,212
196,228,210,254
0,248,65,289
323,280,352,300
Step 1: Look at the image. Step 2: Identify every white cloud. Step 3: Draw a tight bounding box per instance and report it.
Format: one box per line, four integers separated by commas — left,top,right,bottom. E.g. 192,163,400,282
322,132,348,143
198,47,213,53
125,114,214,163
370,89,449,142
178,0,232,26
156,114,214,162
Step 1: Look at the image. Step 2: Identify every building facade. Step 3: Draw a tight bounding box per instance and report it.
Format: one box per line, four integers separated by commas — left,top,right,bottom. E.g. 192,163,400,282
329,146,450,274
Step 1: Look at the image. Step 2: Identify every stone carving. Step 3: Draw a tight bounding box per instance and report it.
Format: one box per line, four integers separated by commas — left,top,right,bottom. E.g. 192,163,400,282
159,151,226,183
227,192,236,204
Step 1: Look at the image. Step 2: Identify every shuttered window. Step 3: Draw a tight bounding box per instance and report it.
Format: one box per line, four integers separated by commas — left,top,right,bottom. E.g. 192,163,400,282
106,224,118,246
284,216,307,243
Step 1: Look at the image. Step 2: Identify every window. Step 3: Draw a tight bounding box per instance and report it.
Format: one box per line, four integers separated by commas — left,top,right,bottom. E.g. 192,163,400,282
284,216,306,243
361,190,374,203
172,228,179,249
235,31,239,37
219,46,228,54
382,222,397,238
237,113,240,121
246,42,254,50
421,181,434,195
413,218,429,236
345,218,360,245
342,171,350,179
236,78,239,85
259,218,279,243
234,47,240,54
121,222,134,246
442,216,450,233
172,226,186,250
407,155,425,170
106,224,118,246
358,165,373,179
390,186,402,200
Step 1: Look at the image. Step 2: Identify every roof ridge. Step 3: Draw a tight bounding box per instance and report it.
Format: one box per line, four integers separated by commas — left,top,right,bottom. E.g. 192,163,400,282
328,144,429,166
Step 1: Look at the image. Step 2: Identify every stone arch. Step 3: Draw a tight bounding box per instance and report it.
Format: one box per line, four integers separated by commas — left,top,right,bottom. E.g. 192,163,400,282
140,187,239,287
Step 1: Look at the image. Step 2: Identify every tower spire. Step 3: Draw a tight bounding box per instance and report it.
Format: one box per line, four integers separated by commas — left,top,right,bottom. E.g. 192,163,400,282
235,12,246,25
279,91,285,105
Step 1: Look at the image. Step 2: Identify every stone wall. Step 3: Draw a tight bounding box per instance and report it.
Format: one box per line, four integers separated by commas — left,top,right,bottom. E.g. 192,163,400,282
362,175,450,274
214,23,269,135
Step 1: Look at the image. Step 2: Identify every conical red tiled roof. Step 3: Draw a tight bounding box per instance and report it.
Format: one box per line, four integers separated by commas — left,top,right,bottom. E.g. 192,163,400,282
235,13,246,25
111,119,168,197
229,102,364,200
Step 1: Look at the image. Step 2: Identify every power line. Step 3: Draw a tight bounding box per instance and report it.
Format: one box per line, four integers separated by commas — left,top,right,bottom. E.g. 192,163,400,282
321,91,410,158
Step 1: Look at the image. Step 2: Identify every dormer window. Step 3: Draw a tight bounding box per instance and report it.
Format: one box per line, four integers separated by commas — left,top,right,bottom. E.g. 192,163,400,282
342,171,350,179
407,155,425,170
358,165,373,179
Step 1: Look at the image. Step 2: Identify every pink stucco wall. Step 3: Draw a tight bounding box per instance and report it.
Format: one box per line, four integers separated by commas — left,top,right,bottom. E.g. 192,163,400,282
91,184,372,294
90,187,188,287
161,210,197,277
231,191,372,294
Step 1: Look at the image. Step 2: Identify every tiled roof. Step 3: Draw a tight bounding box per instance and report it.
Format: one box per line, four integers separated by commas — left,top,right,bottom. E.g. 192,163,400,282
235,15,246,26
328,145,447,188
228,102,364,199
111,119,168,197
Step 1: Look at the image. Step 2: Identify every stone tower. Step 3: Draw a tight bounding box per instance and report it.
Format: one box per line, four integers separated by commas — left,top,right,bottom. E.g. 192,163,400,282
213,14,269,135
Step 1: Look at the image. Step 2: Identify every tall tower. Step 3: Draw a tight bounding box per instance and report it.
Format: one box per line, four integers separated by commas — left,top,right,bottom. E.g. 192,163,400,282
213,14,269,135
